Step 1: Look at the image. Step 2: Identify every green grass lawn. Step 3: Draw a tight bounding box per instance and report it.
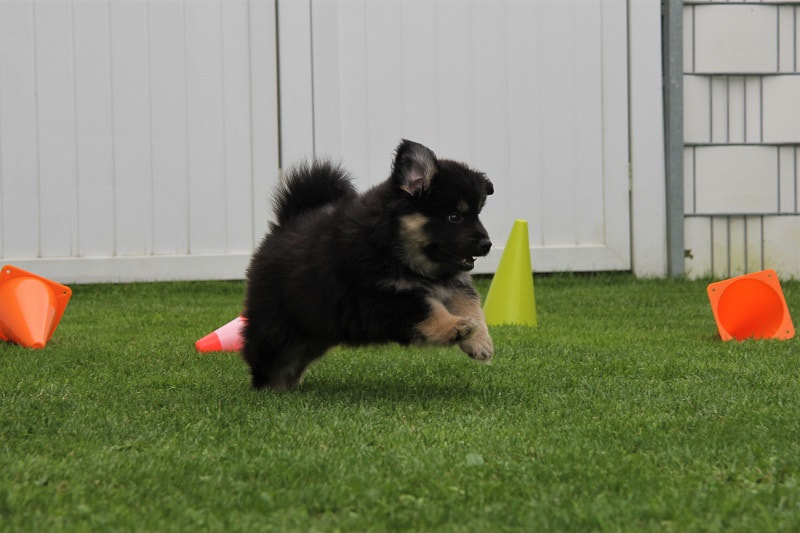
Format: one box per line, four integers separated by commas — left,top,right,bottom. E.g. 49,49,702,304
1,274,799,531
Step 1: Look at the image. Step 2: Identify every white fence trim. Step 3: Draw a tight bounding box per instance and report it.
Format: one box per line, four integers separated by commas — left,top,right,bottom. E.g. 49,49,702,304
4,255,251,285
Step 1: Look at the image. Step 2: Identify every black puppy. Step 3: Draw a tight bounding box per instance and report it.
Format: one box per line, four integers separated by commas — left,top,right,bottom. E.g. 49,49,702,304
242,140,494,390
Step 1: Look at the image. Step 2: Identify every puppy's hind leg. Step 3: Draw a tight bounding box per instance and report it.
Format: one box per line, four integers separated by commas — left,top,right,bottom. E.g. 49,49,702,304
241,335,279,390
243,337,328,391
281,341,329,389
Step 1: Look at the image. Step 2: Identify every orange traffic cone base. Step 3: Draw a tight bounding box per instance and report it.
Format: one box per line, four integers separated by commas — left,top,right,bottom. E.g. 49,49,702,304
0,265,72,348
707,269,794,341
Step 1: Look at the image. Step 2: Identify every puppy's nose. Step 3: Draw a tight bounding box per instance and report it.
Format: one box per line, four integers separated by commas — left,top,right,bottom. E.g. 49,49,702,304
478,238,492,255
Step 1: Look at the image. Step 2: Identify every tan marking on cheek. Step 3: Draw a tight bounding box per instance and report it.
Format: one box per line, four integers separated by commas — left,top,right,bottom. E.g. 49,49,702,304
399,214,429,246
398,214,441,277
457,200,469,214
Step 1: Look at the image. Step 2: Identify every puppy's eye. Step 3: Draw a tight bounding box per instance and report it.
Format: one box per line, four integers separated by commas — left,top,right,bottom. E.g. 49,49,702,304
447,213,463,224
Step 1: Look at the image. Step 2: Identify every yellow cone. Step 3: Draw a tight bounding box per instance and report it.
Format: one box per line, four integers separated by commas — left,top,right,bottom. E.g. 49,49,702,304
483,220,537,326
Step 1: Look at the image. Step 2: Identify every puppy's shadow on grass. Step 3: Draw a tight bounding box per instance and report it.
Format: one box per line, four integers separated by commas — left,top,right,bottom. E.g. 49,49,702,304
298,373,519,408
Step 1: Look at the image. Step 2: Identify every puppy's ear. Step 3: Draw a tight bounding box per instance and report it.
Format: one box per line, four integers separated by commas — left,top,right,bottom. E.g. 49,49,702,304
392,139,436,196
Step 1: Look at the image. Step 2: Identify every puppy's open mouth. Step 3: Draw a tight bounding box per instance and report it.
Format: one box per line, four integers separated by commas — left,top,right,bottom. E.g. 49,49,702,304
458,256,476,270
448,250,486,271
424,244,481,272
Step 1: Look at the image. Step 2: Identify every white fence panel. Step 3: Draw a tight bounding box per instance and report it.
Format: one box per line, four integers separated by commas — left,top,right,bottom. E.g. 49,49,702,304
74,0,116,258
0,0,668,282
0,0,280,282
110,0,152,256
276,0,314,167
285,0,632,273
0,2,39,259
36,0,80,259
149,0,190,255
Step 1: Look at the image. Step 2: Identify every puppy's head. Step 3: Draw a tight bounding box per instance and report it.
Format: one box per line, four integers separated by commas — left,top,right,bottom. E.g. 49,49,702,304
392,140,494,278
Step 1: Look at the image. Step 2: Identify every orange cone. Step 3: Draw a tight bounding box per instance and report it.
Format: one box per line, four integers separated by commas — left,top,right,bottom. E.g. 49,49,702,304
707,269,795,341
195,316,246,352
0,265,72,348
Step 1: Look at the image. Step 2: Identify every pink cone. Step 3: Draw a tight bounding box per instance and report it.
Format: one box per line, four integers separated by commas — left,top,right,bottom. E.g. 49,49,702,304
195,316,246,352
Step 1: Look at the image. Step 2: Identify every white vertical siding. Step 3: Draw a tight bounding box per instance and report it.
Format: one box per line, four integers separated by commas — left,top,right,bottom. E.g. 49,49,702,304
693,5,778,73
763,77,800,143
684,1,800,279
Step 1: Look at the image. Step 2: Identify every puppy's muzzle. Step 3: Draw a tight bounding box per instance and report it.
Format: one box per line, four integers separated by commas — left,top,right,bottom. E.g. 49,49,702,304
477,238,492,256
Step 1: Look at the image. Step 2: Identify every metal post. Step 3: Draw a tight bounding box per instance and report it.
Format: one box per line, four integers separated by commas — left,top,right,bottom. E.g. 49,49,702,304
663,0,684,277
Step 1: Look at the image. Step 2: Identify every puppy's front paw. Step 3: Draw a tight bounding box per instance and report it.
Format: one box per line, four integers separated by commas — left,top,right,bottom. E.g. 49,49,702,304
452,317,477,343
460,329,493,362
416,299,478,345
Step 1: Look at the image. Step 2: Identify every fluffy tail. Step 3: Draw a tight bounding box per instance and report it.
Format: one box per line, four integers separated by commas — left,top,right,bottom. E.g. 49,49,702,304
272,161,356,227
